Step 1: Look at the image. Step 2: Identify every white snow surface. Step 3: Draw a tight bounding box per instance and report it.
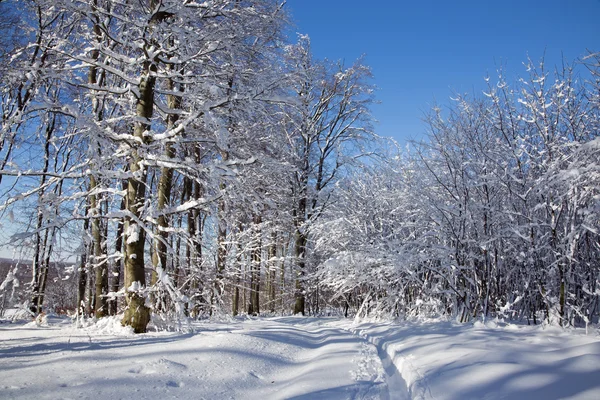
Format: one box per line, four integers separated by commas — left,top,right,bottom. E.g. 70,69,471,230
0,316,599,400
336,319,600,400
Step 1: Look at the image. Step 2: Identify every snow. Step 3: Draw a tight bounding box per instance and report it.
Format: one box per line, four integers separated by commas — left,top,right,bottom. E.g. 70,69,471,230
0,316,386,400
338,319,600,400
1,316,599,400
125,224,140,245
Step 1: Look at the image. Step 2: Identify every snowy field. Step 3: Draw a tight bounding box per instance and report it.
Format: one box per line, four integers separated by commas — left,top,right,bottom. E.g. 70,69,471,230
1,316,599,400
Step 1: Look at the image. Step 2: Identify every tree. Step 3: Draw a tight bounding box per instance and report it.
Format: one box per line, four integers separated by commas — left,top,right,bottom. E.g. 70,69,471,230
284,36,376,314
311,55,600,325
0,0,289,330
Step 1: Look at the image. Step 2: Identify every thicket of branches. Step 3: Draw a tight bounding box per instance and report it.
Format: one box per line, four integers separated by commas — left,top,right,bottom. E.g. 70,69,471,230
315,58,600,327
0,0,598,332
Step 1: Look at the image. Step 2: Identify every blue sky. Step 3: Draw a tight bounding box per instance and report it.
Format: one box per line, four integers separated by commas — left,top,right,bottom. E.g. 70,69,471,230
286,0,600,144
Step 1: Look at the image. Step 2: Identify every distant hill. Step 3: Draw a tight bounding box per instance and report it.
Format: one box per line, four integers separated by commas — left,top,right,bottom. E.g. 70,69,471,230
0,258,78,315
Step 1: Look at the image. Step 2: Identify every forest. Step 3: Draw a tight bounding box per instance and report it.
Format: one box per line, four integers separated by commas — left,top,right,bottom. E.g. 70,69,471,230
0,0,598,334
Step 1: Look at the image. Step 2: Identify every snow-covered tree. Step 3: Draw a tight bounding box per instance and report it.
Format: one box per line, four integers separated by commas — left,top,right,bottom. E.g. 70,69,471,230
283,36,376,315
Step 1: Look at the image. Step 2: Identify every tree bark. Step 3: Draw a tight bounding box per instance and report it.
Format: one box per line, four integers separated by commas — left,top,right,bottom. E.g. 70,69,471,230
91,175,108,318
293,230,307,315
248,215,261,315
150,71,180,310
121,57,155,333
29,113,55,315
109,195,125,315
88,3,108,318
77,214,90,318
268,232,277,312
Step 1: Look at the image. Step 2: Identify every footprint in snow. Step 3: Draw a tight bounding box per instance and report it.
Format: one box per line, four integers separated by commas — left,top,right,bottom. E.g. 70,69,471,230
128,358,187,375
352,342,385,383
155,358,187,371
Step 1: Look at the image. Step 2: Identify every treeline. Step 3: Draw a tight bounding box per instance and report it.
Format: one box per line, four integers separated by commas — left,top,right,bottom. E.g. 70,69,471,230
0,0,375,332
0,1,598,332
315,58,600,327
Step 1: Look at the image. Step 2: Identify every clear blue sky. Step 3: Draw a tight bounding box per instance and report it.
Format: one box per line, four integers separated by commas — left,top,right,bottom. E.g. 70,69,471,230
286,0,600,144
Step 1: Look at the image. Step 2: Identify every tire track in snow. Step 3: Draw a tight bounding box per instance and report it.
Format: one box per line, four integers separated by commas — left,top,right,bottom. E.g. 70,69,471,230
368,335,410,400
235,318,394,398
340,324,410,400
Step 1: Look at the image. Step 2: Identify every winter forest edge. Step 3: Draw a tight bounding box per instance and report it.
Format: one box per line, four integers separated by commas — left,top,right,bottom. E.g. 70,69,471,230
0,0,598,335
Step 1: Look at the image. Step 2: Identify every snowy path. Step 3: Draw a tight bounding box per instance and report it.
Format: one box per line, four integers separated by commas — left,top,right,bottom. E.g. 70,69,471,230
3,316,598,399
0,316,403,400
344,320,600,400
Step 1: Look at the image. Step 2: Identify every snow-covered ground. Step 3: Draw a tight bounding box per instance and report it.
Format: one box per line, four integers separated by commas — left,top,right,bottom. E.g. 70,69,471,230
1,316,599,400
340,320,600,400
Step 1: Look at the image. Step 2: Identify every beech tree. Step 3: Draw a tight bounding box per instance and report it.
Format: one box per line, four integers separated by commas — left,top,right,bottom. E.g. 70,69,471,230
0,0,289,330
283,36,376,314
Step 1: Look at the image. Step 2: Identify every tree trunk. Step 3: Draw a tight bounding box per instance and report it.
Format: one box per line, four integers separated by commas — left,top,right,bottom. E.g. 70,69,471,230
185,174,204,314
109,196,125,316
294,230,307,315
248,215,261,315
121,54,155,333
232,280,240,316
150,147,174,279
232,225,244,316
268,232,277,312
77,254,88,318
151,68,180,301
36,222,59,314
91,175,108,318
86,1,108,319
215,186,227,299
280,236,286,313
29,115,55,315
86,260,94,317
